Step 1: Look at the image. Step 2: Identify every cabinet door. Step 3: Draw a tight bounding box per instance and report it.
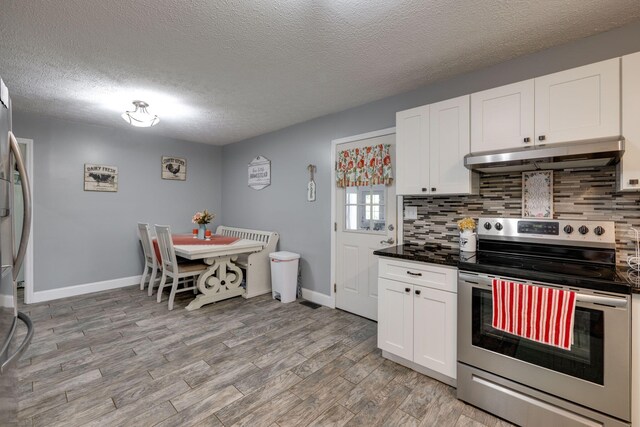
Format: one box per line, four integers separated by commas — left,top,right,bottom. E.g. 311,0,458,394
396,106,429,195
535,58,620,144
429,95,472,194
413,286,457,379
378,278,413,360
471,80,535,153
619,52,640,191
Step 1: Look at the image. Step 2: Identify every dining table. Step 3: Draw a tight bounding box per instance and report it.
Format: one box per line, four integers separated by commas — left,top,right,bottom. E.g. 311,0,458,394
156,234,266,310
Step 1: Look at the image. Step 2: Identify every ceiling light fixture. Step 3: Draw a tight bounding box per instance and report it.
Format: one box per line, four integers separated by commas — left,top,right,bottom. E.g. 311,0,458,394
121,100,159,127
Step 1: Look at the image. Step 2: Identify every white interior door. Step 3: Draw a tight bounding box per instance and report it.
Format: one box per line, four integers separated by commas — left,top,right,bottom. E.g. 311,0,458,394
335,133,396,320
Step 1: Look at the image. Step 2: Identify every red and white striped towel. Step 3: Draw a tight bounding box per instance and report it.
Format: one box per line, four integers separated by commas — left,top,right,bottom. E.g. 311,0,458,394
492,279,577,350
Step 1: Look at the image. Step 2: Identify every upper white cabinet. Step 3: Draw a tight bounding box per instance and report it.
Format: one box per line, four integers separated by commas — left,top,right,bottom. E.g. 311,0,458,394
534,58,620,144
471,80,535,152
429,96,474,195
470,58,621,153
618,52,640,191
396,96,476,196
396,106,430,195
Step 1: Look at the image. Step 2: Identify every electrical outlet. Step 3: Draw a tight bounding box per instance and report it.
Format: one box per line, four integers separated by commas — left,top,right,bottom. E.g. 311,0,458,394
405,206,418,220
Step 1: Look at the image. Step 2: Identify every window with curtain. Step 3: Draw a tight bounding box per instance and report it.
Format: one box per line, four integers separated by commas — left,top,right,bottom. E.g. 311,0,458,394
335,143,393,188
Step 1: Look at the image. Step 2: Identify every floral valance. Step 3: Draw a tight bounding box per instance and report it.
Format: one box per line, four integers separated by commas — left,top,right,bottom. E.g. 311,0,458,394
336,144,393,188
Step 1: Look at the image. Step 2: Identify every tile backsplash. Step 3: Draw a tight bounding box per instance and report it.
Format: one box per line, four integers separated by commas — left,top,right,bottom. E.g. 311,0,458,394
403,166,640,266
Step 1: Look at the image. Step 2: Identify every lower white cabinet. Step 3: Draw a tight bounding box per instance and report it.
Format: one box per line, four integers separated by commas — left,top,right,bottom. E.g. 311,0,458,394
413,286,457,379
377,257,457,383
378,277,413,360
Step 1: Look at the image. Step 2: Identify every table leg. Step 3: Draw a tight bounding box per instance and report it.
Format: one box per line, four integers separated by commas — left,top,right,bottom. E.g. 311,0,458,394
185,255,245,310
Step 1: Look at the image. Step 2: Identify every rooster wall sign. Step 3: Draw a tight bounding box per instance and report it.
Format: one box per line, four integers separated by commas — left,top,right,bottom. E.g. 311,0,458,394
84,164,118,192
162,156,187,181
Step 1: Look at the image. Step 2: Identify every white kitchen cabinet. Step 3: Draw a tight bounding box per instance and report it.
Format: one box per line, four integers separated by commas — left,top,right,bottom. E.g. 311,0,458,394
471,80,535,153
395,106,429,195
413,286,457,379
470,58,620,153
377,257,457,384
396,97,476,196
429,95,474,195
378,277,413,361
618,52,640,191
534,58,620,145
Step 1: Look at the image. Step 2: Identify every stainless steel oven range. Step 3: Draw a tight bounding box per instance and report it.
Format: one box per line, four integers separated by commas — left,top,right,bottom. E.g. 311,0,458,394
457,218,631,427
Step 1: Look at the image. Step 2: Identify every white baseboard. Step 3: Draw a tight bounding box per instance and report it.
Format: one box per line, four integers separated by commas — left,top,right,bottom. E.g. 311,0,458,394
301,287,335,308
31,275,142,303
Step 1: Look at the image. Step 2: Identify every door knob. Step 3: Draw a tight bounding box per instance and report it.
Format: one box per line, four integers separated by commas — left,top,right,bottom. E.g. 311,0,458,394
380,238,395,245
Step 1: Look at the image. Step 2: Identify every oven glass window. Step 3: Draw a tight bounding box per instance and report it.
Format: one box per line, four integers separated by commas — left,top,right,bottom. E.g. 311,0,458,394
472,288,604,385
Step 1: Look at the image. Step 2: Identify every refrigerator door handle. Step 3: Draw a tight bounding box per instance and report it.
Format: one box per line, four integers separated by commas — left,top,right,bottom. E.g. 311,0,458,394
9,131,31,281
0,312,34,374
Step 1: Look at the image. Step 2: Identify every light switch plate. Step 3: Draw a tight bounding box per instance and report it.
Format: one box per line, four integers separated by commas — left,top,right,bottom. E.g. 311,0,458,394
405,206,418,220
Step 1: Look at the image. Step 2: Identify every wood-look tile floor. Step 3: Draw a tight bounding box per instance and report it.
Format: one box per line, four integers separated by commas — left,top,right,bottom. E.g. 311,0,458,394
15,286,513,427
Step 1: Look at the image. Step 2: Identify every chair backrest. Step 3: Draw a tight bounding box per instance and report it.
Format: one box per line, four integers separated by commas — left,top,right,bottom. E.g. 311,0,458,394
154,225,178,273
137,223,156,266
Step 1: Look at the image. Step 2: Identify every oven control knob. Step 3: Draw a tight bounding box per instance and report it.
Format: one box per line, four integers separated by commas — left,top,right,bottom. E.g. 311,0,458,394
494,222,503,231
594,226,605,236
483,222,492,230
578,225,589,235
563,225,573,234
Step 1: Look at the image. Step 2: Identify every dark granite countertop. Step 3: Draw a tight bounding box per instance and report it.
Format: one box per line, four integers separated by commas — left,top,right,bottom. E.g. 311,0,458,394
374,244,640,295
620,268,640,294
373,243,468,268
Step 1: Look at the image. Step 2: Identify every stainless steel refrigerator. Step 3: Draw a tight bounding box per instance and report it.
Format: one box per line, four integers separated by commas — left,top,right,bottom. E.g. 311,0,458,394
0,76,33,425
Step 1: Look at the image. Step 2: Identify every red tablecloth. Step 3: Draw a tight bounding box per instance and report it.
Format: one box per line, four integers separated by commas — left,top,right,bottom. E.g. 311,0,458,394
153,234,240,261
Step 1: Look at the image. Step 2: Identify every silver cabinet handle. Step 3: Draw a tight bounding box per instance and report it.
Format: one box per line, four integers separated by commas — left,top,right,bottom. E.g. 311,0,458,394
1,312,34,374
9,131,31,281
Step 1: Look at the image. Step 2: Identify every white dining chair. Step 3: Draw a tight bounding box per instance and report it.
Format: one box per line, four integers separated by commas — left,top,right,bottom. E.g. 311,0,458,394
137,223,159,296
155,225,208,310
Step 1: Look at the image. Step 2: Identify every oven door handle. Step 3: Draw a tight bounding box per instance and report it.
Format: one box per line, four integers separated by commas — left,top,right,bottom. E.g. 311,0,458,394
575,293,627,308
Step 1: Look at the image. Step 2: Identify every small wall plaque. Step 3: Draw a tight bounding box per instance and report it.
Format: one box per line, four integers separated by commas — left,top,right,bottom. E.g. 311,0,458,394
162,156,187,181
84,164,118,192
248,156,271,190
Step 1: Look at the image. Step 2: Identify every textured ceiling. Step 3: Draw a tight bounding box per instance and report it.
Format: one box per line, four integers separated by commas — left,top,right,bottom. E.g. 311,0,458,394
1,1,639,145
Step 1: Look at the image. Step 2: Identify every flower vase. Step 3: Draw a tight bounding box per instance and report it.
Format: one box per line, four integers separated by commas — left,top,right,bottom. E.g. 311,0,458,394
460,230,477,253
197,224,206,240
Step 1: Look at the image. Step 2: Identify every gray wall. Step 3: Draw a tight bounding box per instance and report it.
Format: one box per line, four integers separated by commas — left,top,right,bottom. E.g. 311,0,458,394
221,21,640,297
12,112,223,292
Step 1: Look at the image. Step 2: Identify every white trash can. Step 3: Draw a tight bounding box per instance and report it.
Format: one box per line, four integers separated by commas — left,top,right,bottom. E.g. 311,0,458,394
269,251,300,303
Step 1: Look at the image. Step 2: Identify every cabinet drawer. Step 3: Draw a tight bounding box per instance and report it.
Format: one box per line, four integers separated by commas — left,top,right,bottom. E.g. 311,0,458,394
378,257,457,293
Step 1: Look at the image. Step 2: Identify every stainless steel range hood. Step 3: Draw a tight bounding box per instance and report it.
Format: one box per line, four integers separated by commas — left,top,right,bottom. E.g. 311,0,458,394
464,137,624,174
